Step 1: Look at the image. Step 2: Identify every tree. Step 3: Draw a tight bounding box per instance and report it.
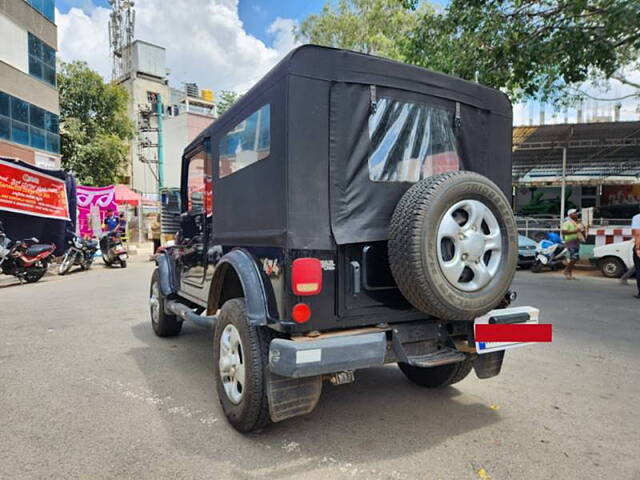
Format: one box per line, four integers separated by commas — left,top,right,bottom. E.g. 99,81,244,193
58,61,134,186
403,0,640,104
296,0,428,61
216,90,241,116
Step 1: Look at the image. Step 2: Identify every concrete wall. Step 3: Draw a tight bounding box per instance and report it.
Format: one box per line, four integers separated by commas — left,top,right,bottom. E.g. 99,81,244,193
0,14,28,73
0,0,57,48
163,114,187,188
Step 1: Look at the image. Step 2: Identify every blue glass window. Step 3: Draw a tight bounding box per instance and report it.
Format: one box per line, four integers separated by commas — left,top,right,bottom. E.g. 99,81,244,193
0,91,59,154
0,117,9,140
30,127,46,149
11,97,29,123
0,92,8,117
25,0,55,22
12,121,29,145
28,33,56,86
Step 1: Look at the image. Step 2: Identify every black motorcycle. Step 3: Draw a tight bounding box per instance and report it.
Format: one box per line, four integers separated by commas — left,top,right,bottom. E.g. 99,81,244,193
100,231,128,268
58,232,99,275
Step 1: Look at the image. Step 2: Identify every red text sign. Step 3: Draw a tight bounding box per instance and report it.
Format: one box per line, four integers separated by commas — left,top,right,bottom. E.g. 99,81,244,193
0,159,70,221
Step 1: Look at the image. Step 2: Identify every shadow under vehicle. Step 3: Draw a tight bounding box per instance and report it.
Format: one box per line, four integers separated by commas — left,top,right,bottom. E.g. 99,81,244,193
150,45,540,433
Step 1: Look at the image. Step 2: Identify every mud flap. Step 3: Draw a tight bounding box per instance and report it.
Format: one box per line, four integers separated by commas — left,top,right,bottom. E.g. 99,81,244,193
266,371,322,423
473,350,505,379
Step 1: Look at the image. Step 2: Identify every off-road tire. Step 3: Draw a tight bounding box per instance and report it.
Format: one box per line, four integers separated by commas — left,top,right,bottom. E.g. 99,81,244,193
388,171,518,320
398,359,473,388
600,257,625,278
150,269,182,337
213,298,275,433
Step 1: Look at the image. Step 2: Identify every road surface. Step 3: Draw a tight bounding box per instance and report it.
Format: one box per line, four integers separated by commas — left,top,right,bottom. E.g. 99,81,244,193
1,262,638,479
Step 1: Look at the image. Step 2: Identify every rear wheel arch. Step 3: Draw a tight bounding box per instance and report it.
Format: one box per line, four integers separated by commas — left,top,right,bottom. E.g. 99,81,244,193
207,249,278,325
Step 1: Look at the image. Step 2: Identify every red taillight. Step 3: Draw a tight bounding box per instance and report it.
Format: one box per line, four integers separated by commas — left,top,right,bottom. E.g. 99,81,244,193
291,303,311,323
291,257,322,296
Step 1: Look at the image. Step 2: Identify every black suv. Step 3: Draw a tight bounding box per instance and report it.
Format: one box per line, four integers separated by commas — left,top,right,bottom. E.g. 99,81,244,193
150,45,539,432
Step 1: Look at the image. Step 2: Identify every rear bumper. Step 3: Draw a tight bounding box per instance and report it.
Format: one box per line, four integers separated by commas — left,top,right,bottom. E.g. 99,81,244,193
269,332,387,378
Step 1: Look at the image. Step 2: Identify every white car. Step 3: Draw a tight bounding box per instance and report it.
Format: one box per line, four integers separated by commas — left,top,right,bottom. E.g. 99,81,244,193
590,240,634,278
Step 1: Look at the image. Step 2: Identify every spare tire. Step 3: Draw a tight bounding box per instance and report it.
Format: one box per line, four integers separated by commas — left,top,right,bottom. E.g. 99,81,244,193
388,171,517,320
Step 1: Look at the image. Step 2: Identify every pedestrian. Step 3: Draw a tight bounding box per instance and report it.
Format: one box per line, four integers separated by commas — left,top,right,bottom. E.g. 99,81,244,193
150,214,161,254
632,210,640,298
117,212,127,232
103,209,118,232
561,208,585,280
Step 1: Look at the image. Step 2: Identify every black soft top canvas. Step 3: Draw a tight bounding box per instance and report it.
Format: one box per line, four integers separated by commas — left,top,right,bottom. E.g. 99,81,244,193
185,45,513,250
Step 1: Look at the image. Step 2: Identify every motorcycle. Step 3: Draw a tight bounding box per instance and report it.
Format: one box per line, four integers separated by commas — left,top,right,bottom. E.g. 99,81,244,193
59,232,99,275
531,232,568,273
0,221,56,283
100,231,128,268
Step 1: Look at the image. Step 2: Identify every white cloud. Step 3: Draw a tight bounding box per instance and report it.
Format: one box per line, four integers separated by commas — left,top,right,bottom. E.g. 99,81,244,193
56,0,300,92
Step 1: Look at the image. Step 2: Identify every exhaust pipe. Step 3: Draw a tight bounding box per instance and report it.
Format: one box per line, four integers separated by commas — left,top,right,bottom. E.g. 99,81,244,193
165,300,217,329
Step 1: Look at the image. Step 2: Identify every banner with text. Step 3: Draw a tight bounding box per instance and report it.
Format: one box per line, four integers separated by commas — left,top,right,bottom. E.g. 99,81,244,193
0,159,70,221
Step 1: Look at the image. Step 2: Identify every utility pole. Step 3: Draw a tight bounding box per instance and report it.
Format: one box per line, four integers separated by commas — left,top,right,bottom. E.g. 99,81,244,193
559,146,567,229
156,94,164,190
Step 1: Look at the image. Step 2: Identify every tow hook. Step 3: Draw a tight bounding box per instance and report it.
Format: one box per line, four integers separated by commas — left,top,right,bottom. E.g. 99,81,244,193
327,371,355,386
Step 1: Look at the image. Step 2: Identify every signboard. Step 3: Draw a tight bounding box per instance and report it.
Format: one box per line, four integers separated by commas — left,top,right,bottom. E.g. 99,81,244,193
0,159,70,221
76,185,117,237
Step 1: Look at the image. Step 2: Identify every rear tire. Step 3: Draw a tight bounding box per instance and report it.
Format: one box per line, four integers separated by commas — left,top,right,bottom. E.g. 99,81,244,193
600,257,625,278
531,261,543,273
121,259,127,268
149,269,182,337
24,263,47,283
213,298,274,433
398,359,473,388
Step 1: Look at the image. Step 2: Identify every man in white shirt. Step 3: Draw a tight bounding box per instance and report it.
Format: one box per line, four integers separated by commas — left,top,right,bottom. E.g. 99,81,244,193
632,212,640,298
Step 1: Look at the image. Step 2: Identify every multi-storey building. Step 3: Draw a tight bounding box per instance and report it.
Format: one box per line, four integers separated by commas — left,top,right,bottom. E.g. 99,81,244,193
0,0,60,169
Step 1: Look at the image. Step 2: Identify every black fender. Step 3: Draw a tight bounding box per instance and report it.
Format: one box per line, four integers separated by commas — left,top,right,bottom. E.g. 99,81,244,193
156,250,178,297
208,249,277,326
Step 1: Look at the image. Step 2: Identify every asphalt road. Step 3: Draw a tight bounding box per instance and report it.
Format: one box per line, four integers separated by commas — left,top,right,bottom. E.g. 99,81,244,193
1,262,639,480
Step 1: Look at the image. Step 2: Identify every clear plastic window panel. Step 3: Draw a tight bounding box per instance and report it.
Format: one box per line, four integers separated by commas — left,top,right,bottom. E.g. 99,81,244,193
368,97,460,182
219,104,270,178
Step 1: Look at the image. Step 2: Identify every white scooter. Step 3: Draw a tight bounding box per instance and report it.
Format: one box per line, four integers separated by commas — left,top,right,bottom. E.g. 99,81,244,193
531,233,568,273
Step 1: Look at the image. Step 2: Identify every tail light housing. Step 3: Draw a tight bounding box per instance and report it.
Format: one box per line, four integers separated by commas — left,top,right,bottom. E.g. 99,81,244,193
291,257,322,296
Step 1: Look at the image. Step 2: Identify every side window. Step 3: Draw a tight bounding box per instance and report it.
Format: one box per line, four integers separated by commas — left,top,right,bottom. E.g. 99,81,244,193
219,104,270,178
186,150,211,215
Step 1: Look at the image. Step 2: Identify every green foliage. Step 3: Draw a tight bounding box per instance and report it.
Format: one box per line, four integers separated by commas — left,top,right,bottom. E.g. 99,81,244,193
403,0,640,104
296,0,429,61
216,90,242,116
58,61,134,186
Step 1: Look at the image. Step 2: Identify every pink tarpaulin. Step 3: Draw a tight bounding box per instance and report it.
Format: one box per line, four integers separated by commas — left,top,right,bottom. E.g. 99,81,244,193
76,185,117,237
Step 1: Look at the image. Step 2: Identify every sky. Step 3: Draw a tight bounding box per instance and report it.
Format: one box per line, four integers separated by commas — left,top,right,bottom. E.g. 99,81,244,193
54,0,639,123
54,0,325,92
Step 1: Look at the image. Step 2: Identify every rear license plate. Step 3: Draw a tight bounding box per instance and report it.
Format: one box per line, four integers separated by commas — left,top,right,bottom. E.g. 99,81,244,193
474,306,540,354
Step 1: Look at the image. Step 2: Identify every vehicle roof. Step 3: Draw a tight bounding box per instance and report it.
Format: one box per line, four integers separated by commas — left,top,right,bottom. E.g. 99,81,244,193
186,44,511,155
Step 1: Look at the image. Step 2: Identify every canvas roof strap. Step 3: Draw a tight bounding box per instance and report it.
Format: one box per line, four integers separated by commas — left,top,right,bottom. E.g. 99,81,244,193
455,101,462,132
370,85,378,113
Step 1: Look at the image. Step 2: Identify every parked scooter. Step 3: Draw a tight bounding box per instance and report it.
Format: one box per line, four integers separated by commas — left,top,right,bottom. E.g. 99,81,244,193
59,231,99,275
0,221,56,283
100,231,128,268
531,232,568,273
